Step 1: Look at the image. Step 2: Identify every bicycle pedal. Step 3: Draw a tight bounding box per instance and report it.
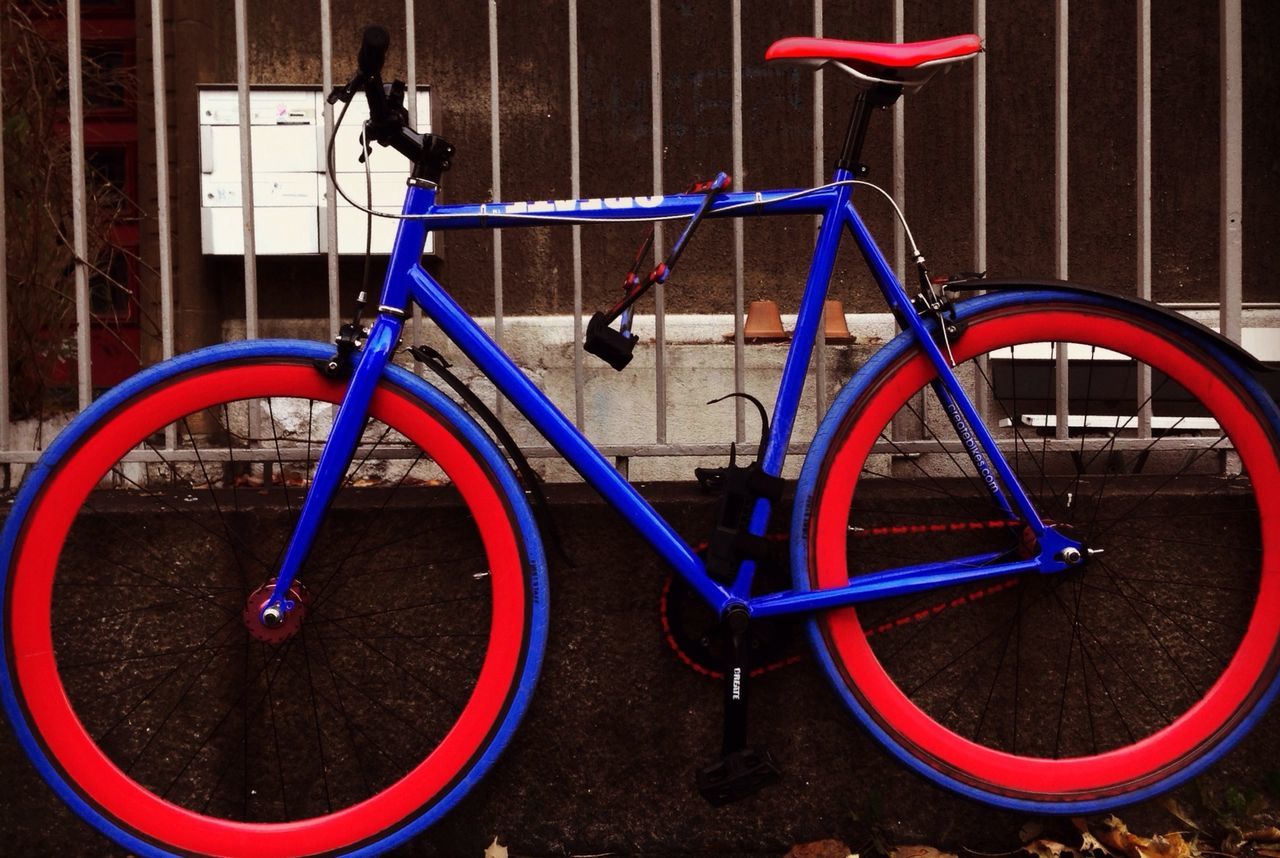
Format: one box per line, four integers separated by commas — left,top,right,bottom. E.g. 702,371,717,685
695,747,781,806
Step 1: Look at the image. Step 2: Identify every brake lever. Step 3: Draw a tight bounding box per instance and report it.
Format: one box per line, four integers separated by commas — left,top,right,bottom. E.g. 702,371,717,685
386,80,407,115
327,74,362,105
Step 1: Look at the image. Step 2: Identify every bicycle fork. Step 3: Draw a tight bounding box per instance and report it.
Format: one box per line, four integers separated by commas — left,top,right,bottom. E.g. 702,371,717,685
257,312,405,628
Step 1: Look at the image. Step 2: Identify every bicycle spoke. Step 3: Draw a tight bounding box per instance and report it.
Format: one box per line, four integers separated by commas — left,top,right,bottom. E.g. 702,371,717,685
162,635,299,807
322,616,470,714
300,628,334,814
16,359,535,838
181,415,255,587
814,305,1277,795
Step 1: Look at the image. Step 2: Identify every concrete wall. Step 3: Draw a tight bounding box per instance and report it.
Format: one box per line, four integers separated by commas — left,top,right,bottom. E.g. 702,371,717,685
141,0,1280,358
222,310,889,481
221,305,1280,482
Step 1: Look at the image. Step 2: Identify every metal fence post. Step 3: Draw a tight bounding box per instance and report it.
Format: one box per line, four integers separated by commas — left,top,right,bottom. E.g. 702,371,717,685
1053,0,1070,441
488,0,504,420
1220,0,1243,343
150,0,176,449
67,0,92,410
233,0,258,341
0,18,9,480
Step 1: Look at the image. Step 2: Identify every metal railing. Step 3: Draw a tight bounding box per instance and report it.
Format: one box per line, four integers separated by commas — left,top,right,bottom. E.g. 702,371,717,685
0,0,1253,477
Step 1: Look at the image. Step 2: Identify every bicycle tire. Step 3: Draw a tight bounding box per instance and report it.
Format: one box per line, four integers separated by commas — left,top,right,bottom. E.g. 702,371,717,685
792,289,1280,812
0,339,549,856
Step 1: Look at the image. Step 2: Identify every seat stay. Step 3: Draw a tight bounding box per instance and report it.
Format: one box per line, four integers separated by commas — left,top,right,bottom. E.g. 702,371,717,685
841,197,1082,572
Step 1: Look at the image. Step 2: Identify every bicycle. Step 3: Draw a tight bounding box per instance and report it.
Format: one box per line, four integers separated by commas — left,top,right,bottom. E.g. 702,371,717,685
3,24,1278,857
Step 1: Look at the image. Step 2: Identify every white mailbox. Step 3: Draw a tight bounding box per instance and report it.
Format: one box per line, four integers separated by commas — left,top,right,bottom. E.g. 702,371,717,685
198,85,434,256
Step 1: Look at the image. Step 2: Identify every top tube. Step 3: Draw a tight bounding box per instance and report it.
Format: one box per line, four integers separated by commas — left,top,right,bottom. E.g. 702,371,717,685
396,185,844,231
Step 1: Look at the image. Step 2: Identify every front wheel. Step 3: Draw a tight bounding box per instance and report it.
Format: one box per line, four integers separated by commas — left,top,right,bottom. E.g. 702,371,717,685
1,340,549,856
793,290,1280,812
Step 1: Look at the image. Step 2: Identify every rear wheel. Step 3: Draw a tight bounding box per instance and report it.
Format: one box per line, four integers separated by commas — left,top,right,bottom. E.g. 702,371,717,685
1,342,548,856
795,291,1280,811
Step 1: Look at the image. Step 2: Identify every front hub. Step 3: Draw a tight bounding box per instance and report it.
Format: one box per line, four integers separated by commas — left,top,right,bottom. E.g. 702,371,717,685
243,580,310,644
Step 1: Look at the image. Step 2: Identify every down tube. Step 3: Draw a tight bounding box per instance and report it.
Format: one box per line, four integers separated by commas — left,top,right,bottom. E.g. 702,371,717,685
407,266,730,612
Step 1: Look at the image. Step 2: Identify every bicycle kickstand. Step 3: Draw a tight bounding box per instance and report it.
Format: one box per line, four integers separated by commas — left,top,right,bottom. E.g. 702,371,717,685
695,603,782,805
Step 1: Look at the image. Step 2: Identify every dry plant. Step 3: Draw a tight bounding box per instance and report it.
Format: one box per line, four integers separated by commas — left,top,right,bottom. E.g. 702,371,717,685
2,0,153,423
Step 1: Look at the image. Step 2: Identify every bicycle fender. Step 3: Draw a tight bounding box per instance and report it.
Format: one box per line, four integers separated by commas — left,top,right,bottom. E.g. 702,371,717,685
945,277,1274,375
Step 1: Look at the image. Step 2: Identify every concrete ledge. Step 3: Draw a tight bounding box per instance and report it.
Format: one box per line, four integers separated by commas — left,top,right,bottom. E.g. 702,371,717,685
224,313,891,481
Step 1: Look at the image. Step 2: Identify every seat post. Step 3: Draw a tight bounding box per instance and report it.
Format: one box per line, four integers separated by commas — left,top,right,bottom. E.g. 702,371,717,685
836,82,902,175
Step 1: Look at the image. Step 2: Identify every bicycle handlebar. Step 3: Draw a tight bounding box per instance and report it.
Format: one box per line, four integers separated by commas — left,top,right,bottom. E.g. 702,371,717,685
326,25,456,184
357,25,390,78
327,25,391,111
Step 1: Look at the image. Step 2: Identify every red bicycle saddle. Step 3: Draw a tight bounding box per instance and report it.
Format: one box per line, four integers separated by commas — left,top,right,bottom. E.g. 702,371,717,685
766,34,982,86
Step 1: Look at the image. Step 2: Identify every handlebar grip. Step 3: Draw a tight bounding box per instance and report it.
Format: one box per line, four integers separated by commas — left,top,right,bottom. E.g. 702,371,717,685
357,25,391,77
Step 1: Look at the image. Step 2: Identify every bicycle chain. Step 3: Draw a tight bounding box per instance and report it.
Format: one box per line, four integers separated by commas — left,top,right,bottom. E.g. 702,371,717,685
660,522,1023,679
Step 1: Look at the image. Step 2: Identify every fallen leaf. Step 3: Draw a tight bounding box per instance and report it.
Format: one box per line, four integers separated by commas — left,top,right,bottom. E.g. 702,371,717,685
892,846,957,858
1088,819,1197,858
786,840,854,858
1243,828,1280,843
1161,799,1204,834
1023,839,1071,858
483,836,508,858
1077,832,1108,855
1021,822,1046,844
1093,816,1136,857
1132,832,1193,858
1070,819,1108,855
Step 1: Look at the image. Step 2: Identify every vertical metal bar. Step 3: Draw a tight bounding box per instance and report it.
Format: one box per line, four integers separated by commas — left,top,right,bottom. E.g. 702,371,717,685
731,0,745,441
1220,0,1243,343
68,0,92,409
488,0,504,418
404,1,417,128
0,20,9,460
651,0,667,444
233,0,258,341
151,0,174,363
150,0,177,449
320,0,340,343
892,0,905,286
569,0,584,428
1137,0,1153,438
813,0,827,419
891,0,921,440
973,0,986,280
405,0,424,368
972,0,989,423
231,0,260,449
1054,0,1069,441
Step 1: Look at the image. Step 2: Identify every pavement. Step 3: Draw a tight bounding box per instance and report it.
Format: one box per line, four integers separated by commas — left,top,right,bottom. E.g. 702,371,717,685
2,483,1278,857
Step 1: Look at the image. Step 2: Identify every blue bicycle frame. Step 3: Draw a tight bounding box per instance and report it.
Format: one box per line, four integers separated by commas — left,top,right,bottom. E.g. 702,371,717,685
264,168,1081,622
